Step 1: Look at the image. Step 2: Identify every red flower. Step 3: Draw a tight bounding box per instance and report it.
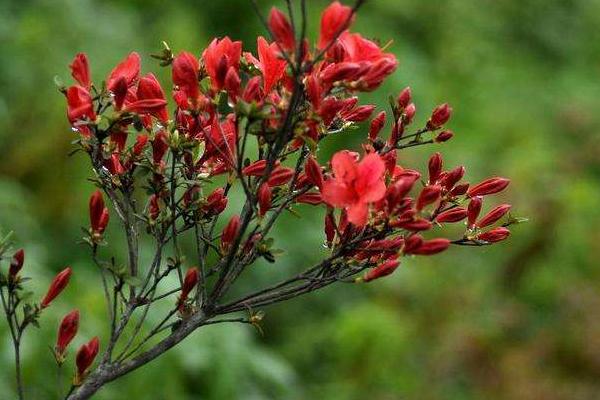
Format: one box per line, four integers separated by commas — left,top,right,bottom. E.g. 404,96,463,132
318,1,354,49
172,52,200,102
56,309,79,360
41,267,72,308
134,73,168,122
107,52,140,93
305,155,324,190
89,190,109,236
406,238,451,255
268,7,296,52
467,196,482,228
268,166,295,186
416,185,441,211
202,37,242,92
76,337,99,381
322,151,386,226
66,86,95,124
256,36,287,94
8,249,24,280
69,53,91,89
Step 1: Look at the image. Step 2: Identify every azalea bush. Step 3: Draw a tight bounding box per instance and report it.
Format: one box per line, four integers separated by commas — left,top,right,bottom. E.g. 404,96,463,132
0,1,519,398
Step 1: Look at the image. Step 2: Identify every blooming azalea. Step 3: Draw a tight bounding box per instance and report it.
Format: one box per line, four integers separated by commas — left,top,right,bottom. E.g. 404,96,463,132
322,151,387,226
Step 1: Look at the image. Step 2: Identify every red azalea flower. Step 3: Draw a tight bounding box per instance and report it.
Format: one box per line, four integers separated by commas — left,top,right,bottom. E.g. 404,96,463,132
268,7,296,52
69,53,91,89
56,309,79,359
135,73,169,122
202,37,242,92
318,1,354,49
255,36,287,94
172,52,200,103
66,85,95,124
322,151,386,226
106,52,141,92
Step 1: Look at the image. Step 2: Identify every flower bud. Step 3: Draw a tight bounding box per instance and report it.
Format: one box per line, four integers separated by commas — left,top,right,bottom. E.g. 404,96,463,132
342,105,375,123
435,130,454,143
428,152,443,184
269,7,296,52
75,337,99,384
56,310,79,362
435,207,468,223
403,234,423,253
368,111,386,142
224,66,241,100
221,215,241,253
404,103,416,123
242,160,269,176
363,258,400,282
467,177,510,197
296,192,323,205
325,212,336,245
258,183,272,217
410,238,451,255
203,188,228,215
478,227,510,243
416,185,441,211
268,167,295,186
305,155,324,190
397,87,411,109
172,52,200,101
477,204,511,228
180,268,199,305
467,197,482,228
89,190,109,236
8,249,25,280
427,103,452,129
41,267,72,308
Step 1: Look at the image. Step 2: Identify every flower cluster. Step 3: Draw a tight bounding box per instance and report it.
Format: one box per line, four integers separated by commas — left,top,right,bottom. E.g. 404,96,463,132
2,2,519,398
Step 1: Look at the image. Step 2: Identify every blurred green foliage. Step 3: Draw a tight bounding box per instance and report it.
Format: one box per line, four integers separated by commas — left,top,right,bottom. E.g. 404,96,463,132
1,0,600,399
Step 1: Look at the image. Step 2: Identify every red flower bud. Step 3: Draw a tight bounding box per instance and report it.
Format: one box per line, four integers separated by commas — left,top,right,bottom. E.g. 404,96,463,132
478,227,510,243
9,249,24,279
467,177,510,197
268,167,295,186
416,185,441,211
435,207,468,223
41,267,72,308
224,67,241,100
105,153,125,175
76,337,99,380
320,62,361,83
258,183,272,217
89,190,109,235
325,212,336,245
450,182,470,197
180,268,199,304
342,105,375,123
305,155,324,190
440,166,465,191
403,234,423,253
428,152,443,184
427,103,452,129
477,204,511,228
397,87,411,109
296,192,323,205
152,130,169,166
404,103,416,123
242,160,269,176
148,195,161,220
221,215,241,253
467,197,482,228
363,258,400,282
132,134,149,158
56,310,79,359
435,130,454,143
410,238,451,255
269,7,296,52
399,218,433,232
203,188,228,215
368,111,386,142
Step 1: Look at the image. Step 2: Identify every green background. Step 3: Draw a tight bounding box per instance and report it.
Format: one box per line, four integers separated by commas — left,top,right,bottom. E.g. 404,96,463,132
1,0,600,399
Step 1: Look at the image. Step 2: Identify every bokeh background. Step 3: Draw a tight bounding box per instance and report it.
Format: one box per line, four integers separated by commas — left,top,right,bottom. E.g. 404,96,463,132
1,0,600,399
